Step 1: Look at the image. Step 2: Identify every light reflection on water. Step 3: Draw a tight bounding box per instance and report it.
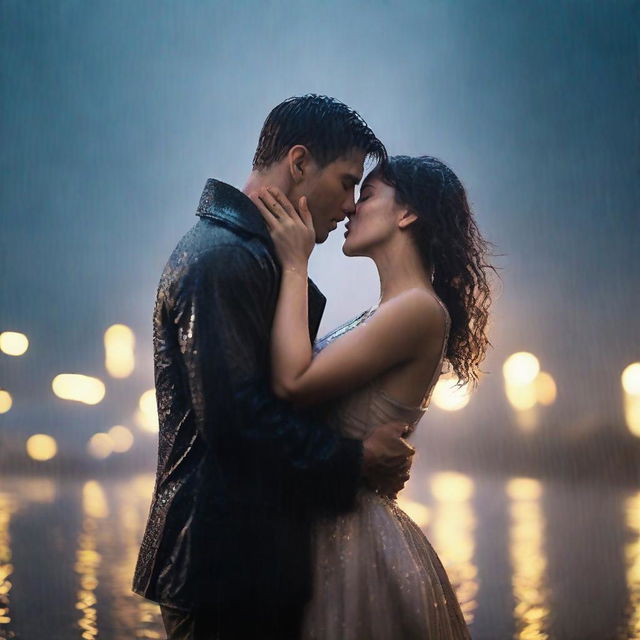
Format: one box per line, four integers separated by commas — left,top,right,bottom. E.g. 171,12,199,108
507,478,549,639
0,471,637,640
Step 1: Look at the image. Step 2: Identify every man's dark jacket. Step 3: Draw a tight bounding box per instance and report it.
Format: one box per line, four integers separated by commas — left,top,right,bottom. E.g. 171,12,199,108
132,178,363,612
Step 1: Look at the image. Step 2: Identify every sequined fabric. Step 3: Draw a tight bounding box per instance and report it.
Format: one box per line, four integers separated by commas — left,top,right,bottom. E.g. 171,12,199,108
303,300,472,639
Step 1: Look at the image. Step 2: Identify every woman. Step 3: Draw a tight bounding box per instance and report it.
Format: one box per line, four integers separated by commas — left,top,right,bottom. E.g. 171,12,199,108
252,155,495,639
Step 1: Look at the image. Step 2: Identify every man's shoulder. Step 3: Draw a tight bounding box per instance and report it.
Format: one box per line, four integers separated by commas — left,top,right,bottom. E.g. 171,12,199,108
172,219,271,264
161,219,276,290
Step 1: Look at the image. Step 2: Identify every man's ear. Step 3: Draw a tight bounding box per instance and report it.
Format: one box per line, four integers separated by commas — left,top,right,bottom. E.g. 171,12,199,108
287,145,312,185
398,208,418,230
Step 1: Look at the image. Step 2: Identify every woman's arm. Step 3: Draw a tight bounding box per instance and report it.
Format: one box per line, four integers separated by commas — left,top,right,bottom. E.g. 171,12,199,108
277,287,441,405
251,186,443,407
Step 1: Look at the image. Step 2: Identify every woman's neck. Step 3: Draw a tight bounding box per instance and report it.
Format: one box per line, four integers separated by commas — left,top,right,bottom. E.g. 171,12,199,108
371,237,434,304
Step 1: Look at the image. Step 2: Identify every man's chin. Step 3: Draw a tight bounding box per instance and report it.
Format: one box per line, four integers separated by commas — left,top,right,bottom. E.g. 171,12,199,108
314,230,330,244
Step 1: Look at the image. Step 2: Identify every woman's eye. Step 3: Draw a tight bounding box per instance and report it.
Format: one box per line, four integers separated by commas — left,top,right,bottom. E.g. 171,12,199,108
358,195,369,203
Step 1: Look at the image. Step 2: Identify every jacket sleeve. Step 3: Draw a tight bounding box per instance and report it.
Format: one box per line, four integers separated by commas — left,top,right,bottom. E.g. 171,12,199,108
174,242,363,512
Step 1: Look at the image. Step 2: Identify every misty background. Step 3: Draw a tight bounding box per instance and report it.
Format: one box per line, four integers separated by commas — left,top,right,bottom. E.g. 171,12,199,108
1,0,638,462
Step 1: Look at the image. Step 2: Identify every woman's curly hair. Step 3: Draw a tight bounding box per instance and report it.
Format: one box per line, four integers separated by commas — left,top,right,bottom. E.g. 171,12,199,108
369,155,499,389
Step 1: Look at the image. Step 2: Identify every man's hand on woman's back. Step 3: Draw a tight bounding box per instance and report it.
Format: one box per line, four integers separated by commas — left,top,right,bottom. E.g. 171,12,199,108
362,422,415,497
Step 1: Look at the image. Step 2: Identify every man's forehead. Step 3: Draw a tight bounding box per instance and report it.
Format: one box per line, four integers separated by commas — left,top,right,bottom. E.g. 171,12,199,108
333,149,366,179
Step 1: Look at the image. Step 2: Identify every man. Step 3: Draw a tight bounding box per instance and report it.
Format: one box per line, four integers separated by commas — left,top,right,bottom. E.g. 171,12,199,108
132,95,415,639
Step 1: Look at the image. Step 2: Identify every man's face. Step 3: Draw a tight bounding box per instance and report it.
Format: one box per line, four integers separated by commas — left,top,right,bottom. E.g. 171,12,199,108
294,148,366,243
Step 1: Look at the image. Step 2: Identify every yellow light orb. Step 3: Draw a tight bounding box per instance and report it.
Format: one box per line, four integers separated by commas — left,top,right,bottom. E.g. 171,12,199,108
104,324,135,378
431,377,472,411
622,363,640,396
87,433,113,459
505,380,538,411
503,352,540,386
431,472,474,502
108,425,134,452
26,434,58,461
51,374,105,405
0,331,29,356
136,389,159,432
506,477,542,501
625,394,640,437
0,390,12,414
396,498,430,528
534,371,557,406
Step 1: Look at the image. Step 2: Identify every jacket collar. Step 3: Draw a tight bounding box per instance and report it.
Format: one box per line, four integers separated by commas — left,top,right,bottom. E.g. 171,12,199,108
196,178,270,242
195,178,327,340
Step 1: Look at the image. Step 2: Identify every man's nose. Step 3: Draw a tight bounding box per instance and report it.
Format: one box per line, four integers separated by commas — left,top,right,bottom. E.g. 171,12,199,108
341,203,355,221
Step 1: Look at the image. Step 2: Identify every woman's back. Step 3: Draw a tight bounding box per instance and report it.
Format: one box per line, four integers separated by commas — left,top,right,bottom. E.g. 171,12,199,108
312,294,451,441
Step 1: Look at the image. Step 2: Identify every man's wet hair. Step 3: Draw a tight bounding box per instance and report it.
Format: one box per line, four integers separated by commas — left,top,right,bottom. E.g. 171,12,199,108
252,94,387,170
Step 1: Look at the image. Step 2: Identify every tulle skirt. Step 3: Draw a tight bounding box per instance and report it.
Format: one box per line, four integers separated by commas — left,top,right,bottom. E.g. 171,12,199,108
302,487,471,640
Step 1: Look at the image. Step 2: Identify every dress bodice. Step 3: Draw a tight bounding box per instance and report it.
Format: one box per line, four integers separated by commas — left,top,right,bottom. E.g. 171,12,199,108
312,296,451,441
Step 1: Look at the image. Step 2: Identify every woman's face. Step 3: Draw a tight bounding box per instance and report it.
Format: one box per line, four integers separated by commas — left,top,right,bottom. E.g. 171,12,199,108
342,176,405,257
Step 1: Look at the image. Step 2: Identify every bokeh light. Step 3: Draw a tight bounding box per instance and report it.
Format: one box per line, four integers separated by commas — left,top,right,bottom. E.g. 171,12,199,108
503,353,555,412
506,477,543,501
104,324,135,378
534,371,557,406
0,331,29,356
396,497,430,528
87,433,113,459
622,363,640,396
82,480,109,519
431,376,472,411
431,471,475,502
0,390,12,414
503,352,540,386
52,374,105,405
136,389,159,433
625,393,640,437
505,380,538,411
108,425,134,453
25,434,58,461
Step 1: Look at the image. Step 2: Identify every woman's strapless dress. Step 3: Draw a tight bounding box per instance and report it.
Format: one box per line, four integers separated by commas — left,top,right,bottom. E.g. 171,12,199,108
302,298,471,640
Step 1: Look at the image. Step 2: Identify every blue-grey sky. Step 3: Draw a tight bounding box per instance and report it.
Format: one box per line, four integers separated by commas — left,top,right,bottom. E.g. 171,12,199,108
1,0,638,454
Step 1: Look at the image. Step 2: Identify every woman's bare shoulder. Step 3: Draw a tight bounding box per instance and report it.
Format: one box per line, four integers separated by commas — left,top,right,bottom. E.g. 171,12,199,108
372,288,446,350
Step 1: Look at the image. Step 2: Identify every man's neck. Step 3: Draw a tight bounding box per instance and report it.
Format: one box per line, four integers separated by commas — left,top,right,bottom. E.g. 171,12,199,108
242,169,291,199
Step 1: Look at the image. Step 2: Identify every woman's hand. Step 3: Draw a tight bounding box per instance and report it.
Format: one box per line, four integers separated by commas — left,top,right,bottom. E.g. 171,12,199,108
250,186,315,271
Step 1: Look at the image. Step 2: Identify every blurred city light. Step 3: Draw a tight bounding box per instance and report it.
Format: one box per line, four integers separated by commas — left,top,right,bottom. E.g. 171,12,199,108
25,434,58,461
87,433,113,459
534,372,557,406
108,425,134,452
503,352,540,386
104,324,135,378
625,394,640,437
503,352,556,413
431,471,475,502
396,497,430,528
505,380,538,411
431,376,472,411
136,389,159,433
506,477,543,501
52,374,105,405
0,331,29,356
622,363,640,396
0,390,12,414
82,480,109,519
